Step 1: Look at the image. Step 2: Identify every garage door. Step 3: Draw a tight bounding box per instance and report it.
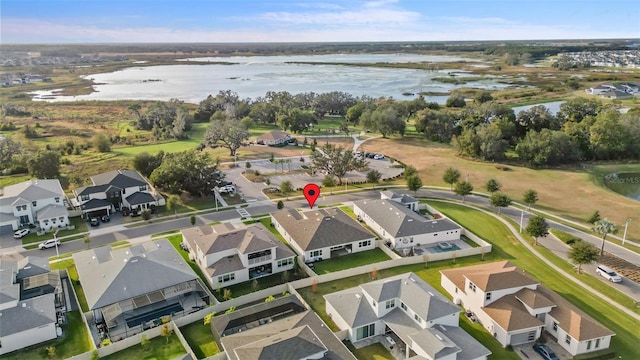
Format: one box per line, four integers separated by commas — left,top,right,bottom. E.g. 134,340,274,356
0,224,14,234
511,331,536,345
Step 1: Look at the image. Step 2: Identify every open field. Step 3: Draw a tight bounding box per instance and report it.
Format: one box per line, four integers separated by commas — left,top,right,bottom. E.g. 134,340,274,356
359,137,640,241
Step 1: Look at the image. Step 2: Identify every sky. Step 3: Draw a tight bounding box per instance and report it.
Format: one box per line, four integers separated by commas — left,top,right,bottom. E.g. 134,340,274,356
1,0,639,43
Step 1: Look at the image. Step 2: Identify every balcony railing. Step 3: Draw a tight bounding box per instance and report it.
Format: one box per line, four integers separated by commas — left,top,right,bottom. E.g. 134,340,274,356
248,255,272,265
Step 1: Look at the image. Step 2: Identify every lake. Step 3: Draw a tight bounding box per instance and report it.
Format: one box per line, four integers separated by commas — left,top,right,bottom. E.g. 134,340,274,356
603,172,640,201
31,53,521,104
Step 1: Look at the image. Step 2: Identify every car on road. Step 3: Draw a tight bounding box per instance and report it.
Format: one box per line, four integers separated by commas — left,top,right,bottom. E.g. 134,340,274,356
596,264,622,282
101,215,110,222
89,217,100,226
218,185,236,194
39,238,61,250
373,154,385,160
532,343,559,360
14,228,29,239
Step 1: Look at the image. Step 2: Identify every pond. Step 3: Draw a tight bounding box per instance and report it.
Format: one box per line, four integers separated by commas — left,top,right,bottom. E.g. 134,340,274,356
603,172,640,201
31,53,523,104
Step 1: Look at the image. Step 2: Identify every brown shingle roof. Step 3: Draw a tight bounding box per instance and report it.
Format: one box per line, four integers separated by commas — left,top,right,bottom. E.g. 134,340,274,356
440,260,515,293
483,295,544,331
514,288,555,310
466,268,538,292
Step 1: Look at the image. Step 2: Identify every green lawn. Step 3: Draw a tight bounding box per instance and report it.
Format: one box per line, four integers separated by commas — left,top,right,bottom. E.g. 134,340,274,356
50,259,90,312
113,122,208,157
180,322,220,359
21,217,89,245
215,269,306,302
345,342,394,360
459,315,519,359
101,333,185,360
429,200,640,359
0,311,93,360
549,228,581,244
312,248,391,274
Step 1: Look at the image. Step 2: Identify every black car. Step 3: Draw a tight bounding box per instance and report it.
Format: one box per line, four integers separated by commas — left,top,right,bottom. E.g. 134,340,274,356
101,215,110,222
89,217,100,226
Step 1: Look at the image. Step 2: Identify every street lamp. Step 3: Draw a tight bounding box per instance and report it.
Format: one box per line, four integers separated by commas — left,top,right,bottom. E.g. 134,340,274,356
622,218,632,245
53,227,60,258
519,209,525,233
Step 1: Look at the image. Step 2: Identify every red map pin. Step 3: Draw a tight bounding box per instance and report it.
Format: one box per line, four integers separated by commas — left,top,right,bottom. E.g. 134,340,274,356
303,183,321,209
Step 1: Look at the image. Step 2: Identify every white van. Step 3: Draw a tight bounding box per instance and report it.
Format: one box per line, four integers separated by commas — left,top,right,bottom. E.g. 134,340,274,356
596,264,622,283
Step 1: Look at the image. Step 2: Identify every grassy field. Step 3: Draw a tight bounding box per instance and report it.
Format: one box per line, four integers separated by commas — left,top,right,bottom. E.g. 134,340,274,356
180,322,219,359
100,333,185,360
312,248,391,274
429,200,640,359
0,311,92,360
345,342,394,360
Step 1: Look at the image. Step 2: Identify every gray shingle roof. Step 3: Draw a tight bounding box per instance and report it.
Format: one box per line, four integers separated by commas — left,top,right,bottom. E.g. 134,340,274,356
354,199,460,237
1,179,64,204
125,191,155,205
16,256,50,280
37,204,69,220
271,208,375,251
409,326,461,360
323,288,379,328
74,184,121,196
430,325,492,360
232,325,327,360
208,254,245,277
91,169,147,188
80,198,113,211
0,293,56,337
73,239,199,309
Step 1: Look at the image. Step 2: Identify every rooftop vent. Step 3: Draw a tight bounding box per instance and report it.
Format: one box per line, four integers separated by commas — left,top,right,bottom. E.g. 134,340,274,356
435,334,443,341
131,258,138,263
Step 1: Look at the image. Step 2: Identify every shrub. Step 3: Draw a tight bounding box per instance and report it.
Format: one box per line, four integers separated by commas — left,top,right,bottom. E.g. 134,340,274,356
277,200,284,209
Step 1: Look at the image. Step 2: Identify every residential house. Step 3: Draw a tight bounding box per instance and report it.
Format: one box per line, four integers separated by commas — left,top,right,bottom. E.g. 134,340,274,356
324,272,491,360
352,199,461,250
72,169,164,218
255,130,292,146
380,190,420,212
0,179,69,233
0,256,62,355
72,240,211,339
212,295,356,360
440,261,614,355
271,208,376,263
181,223,296,289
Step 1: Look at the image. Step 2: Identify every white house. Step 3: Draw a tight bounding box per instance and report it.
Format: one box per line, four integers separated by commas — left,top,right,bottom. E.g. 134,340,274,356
440,261,614,356
72,169,164,218
271,208,376,263
352,198,461,250
324,272,491,360
255,130,292,146
0,257,62,355
181,223,296,288
380,190,419,212
0,179,69,233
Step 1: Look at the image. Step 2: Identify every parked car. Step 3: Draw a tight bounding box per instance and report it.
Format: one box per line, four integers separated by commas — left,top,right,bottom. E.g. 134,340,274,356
101,215,110,222
14,228,29,239
596,264,622,282
218,185,236,194
39,238,61,250
532,343,559,360
367,153,376,158
373,154,385,160
89,217,100,226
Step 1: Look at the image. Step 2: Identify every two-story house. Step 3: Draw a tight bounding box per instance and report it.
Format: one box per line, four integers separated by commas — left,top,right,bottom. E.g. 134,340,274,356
181,223,296,288
271,208,376,263
352,198,461,250
440,261,614,356
325,272,491,360
0,256,63,355
72,169,164,218
0,179,69,233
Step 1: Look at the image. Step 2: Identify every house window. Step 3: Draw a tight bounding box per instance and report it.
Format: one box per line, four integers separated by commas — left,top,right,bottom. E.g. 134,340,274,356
358,240,371,248
401,302,407,310
552,322,558,331
81,195,89,201
468,282,476,293
32,201,37,207
385,300,395,309
22,205,27,210
277,258,293,267
310,250,321,258
55,197,60,203
16,206,21,211
59,217,64,221
356,324,375,340
565,334,571,345
414,314,422,323
44,220,49,225
139,185,148,191
217,273,235,283
527,331,536,341
587,340,592,350
486,292,492,300
595,339,600,348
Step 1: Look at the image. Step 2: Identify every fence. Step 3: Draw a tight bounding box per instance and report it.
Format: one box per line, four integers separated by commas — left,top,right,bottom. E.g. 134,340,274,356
173,320,198,360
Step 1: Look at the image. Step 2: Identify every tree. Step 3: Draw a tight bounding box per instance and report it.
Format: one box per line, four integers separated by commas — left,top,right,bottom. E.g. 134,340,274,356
166,194,181,217
280,180,294,199
28,150,60,179
593,219,618,255
312,144,366,185
525,216,549,246
407,175,423,196
150,150,221,197
489,192,511,214
371,267,378,280
47,346,57,359
366,169,382,186
443,167,461,190
204,119,249,156
132,151,164,178
446,93,466,108
568,241,599,274
414,109,456,142
516,129,582,167
322,175,336,187
475,91,493,104
0,136,22,169
92,133,111,152
265,295,276,302
587,210,601,225
359,107,405,138
140,334,150,351
83,234,91,249
223,288,232,301
160,323,173,343
277,200,284,209
141,209,152,220
485,179,501,193
190,215,196,226
523,189,538,210
454,181,473,202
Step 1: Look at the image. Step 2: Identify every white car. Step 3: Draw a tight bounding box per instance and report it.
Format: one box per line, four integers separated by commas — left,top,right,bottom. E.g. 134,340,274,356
14,228,30,239
596,264,622,283
39,239,61,250
218,185,236,194
373,154,385,160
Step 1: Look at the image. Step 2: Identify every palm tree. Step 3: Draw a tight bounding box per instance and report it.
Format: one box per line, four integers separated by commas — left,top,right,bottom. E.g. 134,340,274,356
593,219,618,256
